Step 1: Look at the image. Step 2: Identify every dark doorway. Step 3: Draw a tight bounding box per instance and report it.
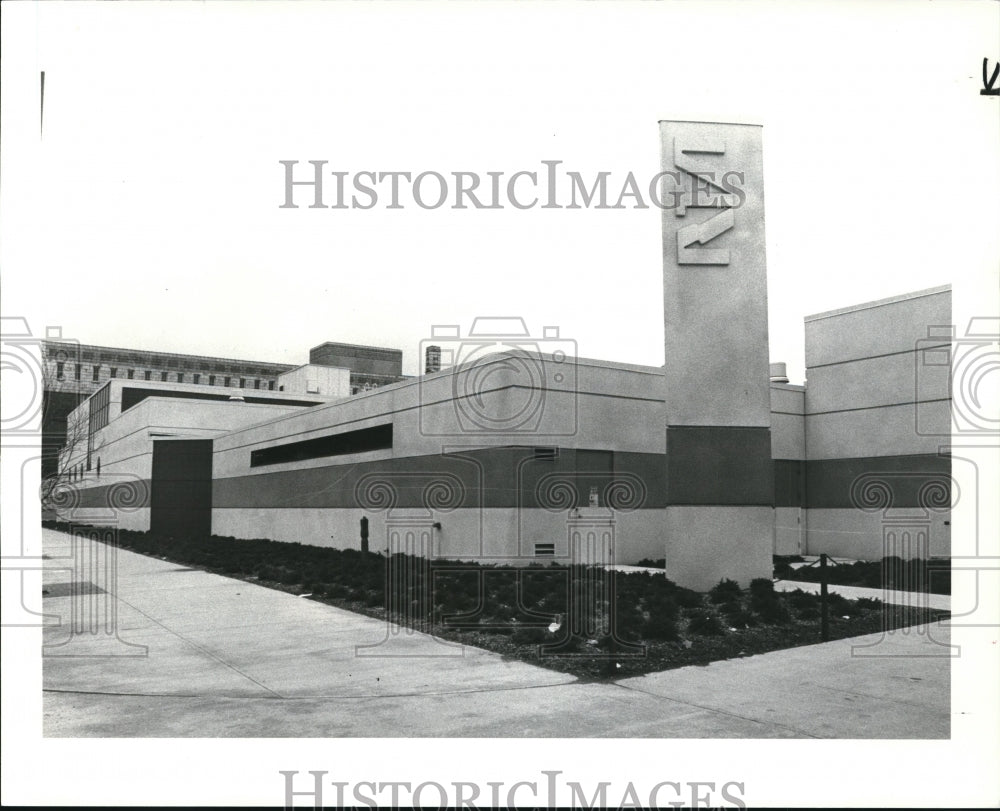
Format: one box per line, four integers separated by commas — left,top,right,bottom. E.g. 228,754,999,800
576,449,613,506
150,439,213,538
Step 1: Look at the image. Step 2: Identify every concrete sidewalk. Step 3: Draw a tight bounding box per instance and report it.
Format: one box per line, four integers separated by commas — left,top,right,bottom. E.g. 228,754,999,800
775,580,952,611
613,565,953,611
42,529,951,738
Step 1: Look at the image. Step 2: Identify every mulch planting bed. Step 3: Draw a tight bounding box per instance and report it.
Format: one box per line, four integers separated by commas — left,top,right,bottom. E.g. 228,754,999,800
45,522,948,681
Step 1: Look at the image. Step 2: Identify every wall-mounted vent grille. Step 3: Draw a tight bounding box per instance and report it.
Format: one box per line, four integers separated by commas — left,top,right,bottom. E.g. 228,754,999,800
534,543,555,557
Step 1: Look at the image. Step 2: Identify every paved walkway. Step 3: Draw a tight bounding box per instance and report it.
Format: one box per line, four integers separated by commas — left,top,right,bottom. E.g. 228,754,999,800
774,579,952,610
613,565,952,611
42,529,951,738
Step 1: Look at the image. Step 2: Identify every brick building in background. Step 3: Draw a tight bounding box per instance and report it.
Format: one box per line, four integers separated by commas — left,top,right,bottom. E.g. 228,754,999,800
40,340,407,479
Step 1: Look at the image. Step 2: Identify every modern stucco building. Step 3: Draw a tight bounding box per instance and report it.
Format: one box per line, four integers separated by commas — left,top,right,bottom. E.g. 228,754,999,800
796,285,952,561
39,339,407,479
49,284,952,589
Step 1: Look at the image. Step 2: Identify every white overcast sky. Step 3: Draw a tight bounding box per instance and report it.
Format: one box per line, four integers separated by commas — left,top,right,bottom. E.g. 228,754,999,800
2,2,997,384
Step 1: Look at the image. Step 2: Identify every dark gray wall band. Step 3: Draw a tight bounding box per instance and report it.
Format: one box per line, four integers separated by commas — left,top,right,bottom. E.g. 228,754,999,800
665,426,774,506
805,453,951,510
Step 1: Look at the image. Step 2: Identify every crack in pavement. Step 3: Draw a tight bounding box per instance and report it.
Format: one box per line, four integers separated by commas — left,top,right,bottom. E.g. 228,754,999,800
106,593,285,699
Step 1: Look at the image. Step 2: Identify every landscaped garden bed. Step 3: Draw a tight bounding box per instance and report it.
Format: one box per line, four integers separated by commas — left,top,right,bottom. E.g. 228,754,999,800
44,522,948,680
773,555,951,595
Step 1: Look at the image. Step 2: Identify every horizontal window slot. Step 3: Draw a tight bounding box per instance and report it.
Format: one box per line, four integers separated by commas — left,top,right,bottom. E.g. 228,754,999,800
250,423,393,467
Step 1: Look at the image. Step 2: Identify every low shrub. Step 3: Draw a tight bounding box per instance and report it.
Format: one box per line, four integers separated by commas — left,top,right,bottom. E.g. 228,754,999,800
512,626,550,646
490,603,516,622
256,563,280,582
643,600,680,641
612,598,645,643
773,555,803,579
722,605,756,629
278,567,302,586
786,557,950,595
748,579,777,609
786,589,820,610
748,579,791,623
686,609,725,636
749,578,776,599
826,592,851,615
673,588,704,609
709,578,742,604
325,583,349,599
755,599,791,624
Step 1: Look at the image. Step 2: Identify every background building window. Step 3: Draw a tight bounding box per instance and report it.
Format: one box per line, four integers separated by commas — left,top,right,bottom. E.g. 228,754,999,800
193,373,201,385
268,380,275,390
209,375,216,386
254,379,261,389
177,373,184,383
92,366,100,382
144,370,152,380
127,369,134,379
224,376,231,387
161,371,168,381
56,362,65,380
74,364,81,381
110,367,118,378
239,378,246,388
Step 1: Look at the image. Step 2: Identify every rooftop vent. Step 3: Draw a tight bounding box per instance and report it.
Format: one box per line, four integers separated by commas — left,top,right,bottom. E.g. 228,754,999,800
769,362,789,384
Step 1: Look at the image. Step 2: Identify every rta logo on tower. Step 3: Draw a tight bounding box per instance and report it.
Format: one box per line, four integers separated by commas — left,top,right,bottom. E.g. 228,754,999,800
671,137,742,266
279,770,748,810
418,317,578,437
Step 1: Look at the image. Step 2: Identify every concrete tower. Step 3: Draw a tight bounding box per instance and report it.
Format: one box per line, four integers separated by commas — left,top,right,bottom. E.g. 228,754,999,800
660,120,774,589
